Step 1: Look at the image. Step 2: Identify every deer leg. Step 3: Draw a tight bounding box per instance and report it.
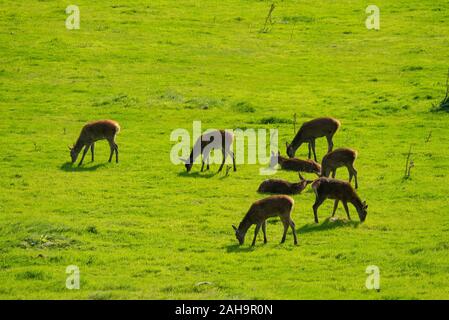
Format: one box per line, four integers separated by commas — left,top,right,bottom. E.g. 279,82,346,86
108,140,114,163
307,142,312,159
252,223,262,246
350,165,358,189
90,143,95,162
332,169,337,178
228,150,236,172
289,219,298,245
262,220,267,244
281,220,289,243
311,139,317,162
201,155,205,172
78,144,90,166
343,201,351,220
332,200,339,217
326,134,334,153
312,197,325,223
218,148,226,172
203,154,210,171
114,143,119,163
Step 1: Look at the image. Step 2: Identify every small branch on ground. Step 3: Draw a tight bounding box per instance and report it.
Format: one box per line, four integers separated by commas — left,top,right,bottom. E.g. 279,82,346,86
260,3,275,33
404,145,413,179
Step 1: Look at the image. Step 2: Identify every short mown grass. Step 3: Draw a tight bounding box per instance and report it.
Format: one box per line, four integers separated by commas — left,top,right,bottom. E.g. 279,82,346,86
0,0,449,299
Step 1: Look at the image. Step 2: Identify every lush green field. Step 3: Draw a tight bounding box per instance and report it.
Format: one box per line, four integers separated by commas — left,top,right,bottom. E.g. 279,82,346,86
1,0,449,299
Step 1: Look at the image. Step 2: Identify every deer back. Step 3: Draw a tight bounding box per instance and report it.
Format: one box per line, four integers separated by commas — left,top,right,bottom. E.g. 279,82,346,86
296,117,340,141
247,195,294,222
312,177,357,202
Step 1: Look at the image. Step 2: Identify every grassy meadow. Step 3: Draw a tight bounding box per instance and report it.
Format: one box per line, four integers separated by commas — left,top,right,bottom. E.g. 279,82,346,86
1,0,449,299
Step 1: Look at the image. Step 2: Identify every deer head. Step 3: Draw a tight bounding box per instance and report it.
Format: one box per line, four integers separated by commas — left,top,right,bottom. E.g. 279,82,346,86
358,201,368,222
286,141,294,158
232,225,244,245
179,157,193,172
68,145,79,163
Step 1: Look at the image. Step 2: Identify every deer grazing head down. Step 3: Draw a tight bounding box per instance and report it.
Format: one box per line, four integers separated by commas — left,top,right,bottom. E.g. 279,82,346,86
232,225,245,245
358,201,368,222
69,120,120,166
68,146,78,163
286,117,341,161
286,142,295,159
180,130,236,173
232,195,297,246
179,157,193,172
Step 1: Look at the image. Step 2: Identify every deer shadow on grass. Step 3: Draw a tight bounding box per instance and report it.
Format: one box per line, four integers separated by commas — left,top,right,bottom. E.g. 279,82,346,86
177,171,218,179
59,162,107,172
298,217,360,234
225,244,257,253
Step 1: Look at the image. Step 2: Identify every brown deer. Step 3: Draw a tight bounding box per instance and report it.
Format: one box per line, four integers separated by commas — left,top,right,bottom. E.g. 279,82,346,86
69,120,120,166
258,173,313,195
286,117,341,161
232,195,297,246
321,148,359,189
311,177,368,224
270,151,320,179
179,130,236,173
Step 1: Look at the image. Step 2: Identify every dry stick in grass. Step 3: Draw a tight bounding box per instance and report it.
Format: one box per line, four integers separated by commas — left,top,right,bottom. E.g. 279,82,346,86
404,145,413,178
290,21,296,40
425,130,432,143
293,113,297,135
261,3,275,33
439,68,449,109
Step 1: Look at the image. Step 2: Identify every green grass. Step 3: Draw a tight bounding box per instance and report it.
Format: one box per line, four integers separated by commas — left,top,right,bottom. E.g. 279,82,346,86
1,0,449,299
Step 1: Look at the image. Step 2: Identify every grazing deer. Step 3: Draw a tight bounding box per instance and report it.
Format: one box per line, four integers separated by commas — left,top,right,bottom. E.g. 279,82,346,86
270,151,321,179
179,130,236,173
286,117,341,161
321,148,359,189
311,177,368,224
258,173,312,195
233,195,297,246
69,120,120,166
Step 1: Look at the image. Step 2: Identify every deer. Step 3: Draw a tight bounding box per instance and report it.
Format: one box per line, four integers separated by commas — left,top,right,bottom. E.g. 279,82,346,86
69,120,120,166
232,195,297,246
270,151,321,179
179,130,236,173
258,172,313,195
321,148,359,189
286,117,341,162
311,177,368,224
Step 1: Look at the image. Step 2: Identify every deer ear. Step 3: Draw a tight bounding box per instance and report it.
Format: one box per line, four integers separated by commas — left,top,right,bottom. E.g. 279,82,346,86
232,225,237,231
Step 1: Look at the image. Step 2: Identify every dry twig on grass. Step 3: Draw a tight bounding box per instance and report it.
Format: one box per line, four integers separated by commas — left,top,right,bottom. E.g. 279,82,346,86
404,145,413,179
438,68,449,110
260,3,275,33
